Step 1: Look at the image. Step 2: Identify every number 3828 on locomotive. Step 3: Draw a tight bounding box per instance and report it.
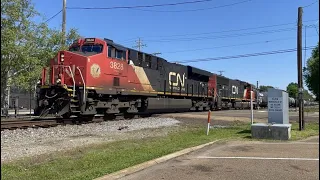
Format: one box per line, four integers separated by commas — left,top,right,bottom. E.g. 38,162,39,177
35,37,256,118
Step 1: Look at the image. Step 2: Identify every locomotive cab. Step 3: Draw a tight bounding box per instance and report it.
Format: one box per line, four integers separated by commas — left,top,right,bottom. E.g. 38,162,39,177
35,38,110,117
35,37,132,118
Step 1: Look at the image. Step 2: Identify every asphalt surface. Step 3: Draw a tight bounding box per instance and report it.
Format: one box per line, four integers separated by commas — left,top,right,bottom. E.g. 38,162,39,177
158,110,319,126
121,136,319,180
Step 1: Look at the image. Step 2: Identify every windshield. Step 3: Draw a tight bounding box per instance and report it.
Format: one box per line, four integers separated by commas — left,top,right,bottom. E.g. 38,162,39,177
81,44,103,53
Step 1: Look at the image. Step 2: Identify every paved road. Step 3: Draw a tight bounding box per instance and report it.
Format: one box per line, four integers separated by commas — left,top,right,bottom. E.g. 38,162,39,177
158,110,319,126
122,136,319,180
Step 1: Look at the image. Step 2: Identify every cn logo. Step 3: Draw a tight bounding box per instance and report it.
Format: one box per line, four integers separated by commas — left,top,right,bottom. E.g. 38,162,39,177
232,85,239,94
169,72,186,87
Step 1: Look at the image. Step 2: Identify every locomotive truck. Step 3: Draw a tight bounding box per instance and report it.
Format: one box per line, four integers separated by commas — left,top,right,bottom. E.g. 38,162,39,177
34,38,257,119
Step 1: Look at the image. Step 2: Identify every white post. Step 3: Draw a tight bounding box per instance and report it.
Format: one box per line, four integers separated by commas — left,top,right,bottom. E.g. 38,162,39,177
206,110,211,135
250,90,254,124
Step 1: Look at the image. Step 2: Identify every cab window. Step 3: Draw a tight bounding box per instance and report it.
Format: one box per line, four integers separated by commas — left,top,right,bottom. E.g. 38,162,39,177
116,50,126,60
108,45,126,60
81,44,103,54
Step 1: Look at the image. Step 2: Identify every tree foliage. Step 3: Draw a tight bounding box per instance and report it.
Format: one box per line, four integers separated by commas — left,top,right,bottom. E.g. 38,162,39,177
286,82,314,100
1,0,80,107
286,82,298,98
259,85,274,92
302,90,314,100
303,42,319,101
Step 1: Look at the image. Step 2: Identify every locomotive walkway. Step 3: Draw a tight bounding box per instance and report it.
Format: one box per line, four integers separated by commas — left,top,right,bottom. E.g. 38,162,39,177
100,136,319,180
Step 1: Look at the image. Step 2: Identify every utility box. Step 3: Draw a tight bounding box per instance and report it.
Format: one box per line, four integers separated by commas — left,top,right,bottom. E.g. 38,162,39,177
267,88,289,124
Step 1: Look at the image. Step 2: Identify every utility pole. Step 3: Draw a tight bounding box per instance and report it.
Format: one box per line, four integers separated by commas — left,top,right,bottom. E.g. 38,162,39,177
297,7,304,130
256,81,259,110
133,38,147,52
304,25,307,68
218,71,224,76
250,86,254,124
152,52,162,56
62,0,66,46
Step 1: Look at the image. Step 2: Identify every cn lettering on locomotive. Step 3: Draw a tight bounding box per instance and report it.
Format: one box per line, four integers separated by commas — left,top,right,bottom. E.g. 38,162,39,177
231,85,239,95
168,72,186,91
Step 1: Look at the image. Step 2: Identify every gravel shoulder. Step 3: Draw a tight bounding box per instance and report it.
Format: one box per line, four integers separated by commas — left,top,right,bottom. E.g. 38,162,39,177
2,110,318,164
1,117,180,163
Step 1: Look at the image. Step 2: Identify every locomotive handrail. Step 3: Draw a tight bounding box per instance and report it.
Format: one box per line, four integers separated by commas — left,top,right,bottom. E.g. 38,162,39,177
76,66,86,103
50,65,76,97
65,65,76,97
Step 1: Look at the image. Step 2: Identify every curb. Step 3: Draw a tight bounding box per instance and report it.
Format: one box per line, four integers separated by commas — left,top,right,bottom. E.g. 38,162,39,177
94,140,220,180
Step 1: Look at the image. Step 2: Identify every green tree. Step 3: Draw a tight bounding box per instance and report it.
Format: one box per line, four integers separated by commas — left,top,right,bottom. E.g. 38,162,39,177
1,0,39,107
259,85,274,92
1,0,80,107
11,27,81,89
304,42,319,101
286,82,298,98
303,90,314,101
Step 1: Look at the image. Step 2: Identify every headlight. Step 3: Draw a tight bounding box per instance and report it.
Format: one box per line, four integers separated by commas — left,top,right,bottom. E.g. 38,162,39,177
60,53,65,62
56,78,61,84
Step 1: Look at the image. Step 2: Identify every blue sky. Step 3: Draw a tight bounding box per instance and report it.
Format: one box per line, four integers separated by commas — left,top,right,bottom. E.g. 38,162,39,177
33,0,319,91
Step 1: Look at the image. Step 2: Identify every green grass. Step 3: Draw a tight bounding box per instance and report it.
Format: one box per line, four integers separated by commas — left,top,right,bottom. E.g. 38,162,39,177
290,122,319,140
304,107,319,112
2,122,318,180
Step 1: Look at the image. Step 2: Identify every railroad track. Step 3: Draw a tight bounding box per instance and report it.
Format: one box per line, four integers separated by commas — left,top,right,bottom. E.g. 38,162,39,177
1,119,62,130
0,113,154,131
0,107,271,131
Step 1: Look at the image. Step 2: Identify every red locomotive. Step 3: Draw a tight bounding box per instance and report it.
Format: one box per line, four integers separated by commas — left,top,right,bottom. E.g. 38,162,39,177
35,37,256,118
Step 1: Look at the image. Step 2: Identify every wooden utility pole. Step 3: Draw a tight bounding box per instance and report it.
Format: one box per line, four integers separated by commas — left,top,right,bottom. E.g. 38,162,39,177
297,7,304,130
62,0,66,46
256,81,259,110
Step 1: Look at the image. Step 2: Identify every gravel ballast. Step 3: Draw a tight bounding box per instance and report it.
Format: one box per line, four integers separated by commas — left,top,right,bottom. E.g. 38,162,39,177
1,117,180,163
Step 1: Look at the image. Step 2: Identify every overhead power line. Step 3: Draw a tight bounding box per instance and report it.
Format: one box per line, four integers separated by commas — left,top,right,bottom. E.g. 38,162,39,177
132,0,252,12
122,25,318,44
124,27,298,44
45,9,62,23
160,35,318,54
175,46,315,63
119,19,318,42
67,0,214,10
303,0,318,8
